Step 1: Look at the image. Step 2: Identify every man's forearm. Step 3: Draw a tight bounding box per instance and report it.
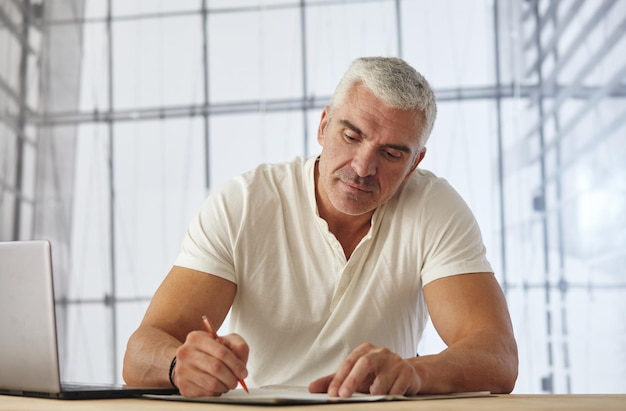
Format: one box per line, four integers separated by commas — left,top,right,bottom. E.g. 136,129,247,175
122,325,181,387
409,328,518,394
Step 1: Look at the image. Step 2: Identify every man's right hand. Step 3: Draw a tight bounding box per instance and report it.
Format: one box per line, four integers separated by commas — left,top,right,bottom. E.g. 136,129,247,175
173,330,249,397
122,267,240,395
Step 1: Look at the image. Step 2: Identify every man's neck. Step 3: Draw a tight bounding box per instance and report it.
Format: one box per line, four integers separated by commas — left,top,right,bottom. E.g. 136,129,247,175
327,216,372,259
314,163,374,258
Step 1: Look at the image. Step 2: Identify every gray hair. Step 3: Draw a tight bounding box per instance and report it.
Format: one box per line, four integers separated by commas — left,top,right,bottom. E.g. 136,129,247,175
329,57,437,146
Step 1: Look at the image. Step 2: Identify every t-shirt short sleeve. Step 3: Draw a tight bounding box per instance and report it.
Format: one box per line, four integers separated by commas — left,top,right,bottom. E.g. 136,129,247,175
417,177,493,286
173,177,247,284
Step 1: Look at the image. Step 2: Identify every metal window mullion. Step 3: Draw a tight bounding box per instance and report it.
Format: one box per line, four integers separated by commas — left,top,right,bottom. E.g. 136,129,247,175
525,0,618,110
523,0,585,78
523,10,626,141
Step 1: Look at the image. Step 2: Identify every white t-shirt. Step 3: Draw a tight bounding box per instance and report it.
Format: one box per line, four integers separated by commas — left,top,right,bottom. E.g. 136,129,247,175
174,156,492,388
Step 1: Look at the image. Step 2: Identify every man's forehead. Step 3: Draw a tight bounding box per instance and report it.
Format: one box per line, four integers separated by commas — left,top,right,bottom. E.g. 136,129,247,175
331,100,424,147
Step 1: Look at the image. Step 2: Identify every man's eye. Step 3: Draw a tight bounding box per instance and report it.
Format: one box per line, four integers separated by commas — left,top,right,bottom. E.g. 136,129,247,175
344,133,358,142
384,150,402,160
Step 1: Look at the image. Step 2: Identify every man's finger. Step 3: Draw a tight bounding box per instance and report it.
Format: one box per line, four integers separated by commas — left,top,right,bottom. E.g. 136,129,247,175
174,353,233,397
191,331,249,382
335,351,383,397
369,356,419,396
176,331,246,396
220,333,250,366
326,343,376,396
308,374,334,393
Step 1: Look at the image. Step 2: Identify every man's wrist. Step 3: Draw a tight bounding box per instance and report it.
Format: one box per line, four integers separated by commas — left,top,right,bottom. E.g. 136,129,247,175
168,356,178,389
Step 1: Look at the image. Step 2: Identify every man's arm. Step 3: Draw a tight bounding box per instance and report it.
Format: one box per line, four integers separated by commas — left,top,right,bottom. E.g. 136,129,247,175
309,272,518,396
411,272,518,393
122,265,248,397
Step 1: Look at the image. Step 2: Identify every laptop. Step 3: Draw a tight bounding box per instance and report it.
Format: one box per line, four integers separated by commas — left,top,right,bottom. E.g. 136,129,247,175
0,240,178,399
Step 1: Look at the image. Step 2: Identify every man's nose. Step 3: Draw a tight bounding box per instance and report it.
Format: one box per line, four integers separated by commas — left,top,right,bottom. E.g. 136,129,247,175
351,147,377,177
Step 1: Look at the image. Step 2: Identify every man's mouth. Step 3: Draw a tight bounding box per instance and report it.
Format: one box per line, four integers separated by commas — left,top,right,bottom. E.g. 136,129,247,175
340,178,375,194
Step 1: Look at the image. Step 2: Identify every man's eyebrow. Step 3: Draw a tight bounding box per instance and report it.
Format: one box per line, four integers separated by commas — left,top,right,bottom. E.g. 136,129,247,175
339,119,364,137
339,119,412,154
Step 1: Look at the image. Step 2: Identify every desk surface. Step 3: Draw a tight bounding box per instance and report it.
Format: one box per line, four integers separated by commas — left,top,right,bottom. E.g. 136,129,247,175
1,394,625,411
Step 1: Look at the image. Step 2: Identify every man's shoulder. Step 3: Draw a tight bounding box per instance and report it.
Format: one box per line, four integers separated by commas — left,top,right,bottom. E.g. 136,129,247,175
228,156,314,203
241,155,312,181
405,168,452,193
392,168,465,212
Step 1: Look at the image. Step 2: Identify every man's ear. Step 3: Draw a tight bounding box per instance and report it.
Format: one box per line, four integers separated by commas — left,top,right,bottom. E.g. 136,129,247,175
415,147,427,167
404,147,427,181
317,106,331,146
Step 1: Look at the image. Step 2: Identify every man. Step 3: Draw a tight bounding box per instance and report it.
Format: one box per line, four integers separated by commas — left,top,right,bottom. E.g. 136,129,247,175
123,57,518,398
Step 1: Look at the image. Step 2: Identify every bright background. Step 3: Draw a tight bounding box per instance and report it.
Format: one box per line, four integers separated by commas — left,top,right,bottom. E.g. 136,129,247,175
1,0,625,394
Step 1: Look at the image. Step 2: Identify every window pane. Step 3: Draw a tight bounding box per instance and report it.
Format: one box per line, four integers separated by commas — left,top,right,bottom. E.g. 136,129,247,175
306,1,398,97
79,21,109,111
402,0,494,88
112,0,200,16
60,304,113,383
208,8,303,102
112,118,207,298
209,111,304,188
211,0,298,8
70,124,111,301
112,15,203,109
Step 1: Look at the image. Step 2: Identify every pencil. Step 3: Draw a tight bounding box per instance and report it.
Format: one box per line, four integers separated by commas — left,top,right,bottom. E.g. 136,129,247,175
201,315,249,393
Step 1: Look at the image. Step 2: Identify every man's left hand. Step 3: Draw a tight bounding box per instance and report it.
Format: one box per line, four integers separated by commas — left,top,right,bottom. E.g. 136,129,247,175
308,343,421,397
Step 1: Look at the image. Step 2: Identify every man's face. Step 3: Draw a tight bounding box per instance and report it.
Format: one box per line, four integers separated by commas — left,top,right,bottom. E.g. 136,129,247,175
316,84,427,218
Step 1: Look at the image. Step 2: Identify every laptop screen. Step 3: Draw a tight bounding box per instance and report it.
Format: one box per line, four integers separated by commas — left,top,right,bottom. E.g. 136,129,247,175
0,240,63,394
0,240,179,399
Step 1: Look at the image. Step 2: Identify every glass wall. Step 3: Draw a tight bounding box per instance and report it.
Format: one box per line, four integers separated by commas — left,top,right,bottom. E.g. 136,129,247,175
501,0,626,393
1,0,624,393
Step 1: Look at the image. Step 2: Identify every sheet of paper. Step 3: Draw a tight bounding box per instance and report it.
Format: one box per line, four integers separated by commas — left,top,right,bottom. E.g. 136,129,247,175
145,387,492,405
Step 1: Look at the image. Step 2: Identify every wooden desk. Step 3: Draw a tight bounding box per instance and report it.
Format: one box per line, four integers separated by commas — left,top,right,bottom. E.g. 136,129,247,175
1,394,625,410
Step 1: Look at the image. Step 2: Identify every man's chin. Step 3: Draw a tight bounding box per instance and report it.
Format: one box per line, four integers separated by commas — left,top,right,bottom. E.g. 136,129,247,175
331,197,376,216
